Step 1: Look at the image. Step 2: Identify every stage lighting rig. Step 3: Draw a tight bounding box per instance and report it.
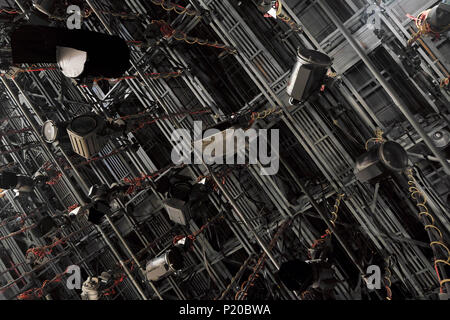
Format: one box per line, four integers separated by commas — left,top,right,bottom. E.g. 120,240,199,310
156,170,213,226
427,1,450,34
84,183,131,225
354,141,409,184
8,25,130,81
145,243,185,282
287,48,332,105
278,237,338,300
0,171,41,195
81,270,121,300
42,113,128,159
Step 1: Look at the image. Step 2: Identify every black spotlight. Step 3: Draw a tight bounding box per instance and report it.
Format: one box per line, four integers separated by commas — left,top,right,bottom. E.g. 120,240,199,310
427,1,450,33
155,175,172,195
11,25,130,80
355,141,409,183
0,172,35,193
87,200,110,225
31,216,58,238
156,172,193,202
253,0,273,13
278,260,314,291
287,48,332,104
162,182,204,226
158,170,213,226
0,172,20,190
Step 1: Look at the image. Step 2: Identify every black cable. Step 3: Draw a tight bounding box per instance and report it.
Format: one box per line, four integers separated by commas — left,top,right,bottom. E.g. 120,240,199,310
414,165,449,210
237,166,267,209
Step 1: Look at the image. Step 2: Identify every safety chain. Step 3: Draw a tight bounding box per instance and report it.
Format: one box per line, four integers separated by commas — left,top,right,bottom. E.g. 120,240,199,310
384,256,393,300
251,106,283,122
310,193,345,251
216,254,253,300
326,193,345,234
123,163,187,195
274,0,303,32
0,208,40,227
26,225,91,260
17,267,70,300
101,274,127,297
89,70,184,84
150,20,237,54
1,67,57,80
173,213,225,248
407,10,450,46
45,172,63,186
26,239,66,260
235,218,293,300
0,224,37,241
150,0,201,17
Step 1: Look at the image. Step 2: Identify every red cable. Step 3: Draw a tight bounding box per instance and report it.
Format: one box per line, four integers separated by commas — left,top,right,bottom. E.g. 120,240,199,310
17,268,69,300
434,260,444,294
0,9,20,14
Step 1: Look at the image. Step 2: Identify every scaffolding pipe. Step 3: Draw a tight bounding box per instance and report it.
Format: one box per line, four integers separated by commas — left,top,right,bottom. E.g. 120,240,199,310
1,75,151,300
0,77,85,205
203,164,281,270
317,0,450,176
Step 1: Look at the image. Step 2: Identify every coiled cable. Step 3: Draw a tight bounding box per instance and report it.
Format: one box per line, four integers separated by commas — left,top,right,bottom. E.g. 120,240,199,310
406,168,450,291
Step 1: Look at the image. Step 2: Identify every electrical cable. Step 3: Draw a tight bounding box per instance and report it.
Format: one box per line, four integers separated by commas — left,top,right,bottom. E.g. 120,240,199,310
0,67,57,79
0,224,37,241
0,208,40,227
0,9,21,15
365,128,385,151
17,267,70,300
87,70,184,85
274,0,303,33
413,165,449,211
172,213,225,248
26,225,91,260
407,9,450,46
406,168,450,292
0,251,69,296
